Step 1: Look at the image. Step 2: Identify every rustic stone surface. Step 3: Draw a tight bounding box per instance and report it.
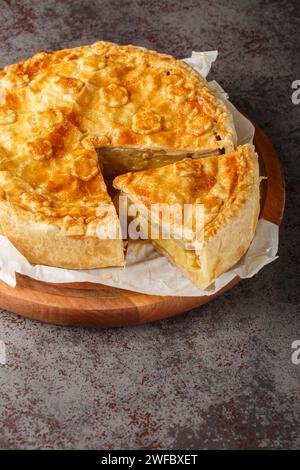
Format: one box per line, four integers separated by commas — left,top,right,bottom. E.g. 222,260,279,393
0,0,299,449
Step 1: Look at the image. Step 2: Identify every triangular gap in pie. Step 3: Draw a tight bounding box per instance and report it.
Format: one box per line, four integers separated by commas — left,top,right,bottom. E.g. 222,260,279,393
0,41,237,269
113,144,260,289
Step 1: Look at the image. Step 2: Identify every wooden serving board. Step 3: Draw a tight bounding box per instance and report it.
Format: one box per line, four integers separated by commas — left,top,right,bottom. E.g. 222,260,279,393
0,117,285,326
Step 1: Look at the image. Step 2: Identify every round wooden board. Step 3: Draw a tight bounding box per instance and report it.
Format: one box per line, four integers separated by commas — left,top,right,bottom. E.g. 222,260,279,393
0,116,285,327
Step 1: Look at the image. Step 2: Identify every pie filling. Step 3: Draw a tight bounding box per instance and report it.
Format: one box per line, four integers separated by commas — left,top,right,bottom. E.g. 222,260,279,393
153,238,201,271
123,196,203,281
98,147,220,177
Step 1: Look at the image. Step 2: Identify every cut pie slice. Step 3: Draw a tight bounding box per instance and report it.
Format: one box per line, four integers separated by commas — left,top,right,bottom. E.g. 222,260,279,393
0,41,236,269
113,144,260,289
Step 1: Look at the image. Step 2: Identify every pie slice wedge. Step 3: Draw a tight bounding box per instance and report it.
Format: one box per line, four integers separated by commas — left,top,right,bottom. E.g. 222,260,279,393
113,144,260,289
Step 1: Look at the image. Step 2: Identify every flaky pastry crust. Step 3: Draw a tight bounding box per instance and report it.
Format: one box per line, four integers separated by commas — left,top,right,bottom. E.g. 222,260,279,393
0,41,236,269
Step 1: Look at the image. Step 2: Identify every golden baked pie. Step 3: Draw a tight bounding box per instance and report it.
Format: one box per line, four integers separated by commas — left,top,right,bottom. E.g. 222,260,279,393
114,144,260,289
0,41,237,270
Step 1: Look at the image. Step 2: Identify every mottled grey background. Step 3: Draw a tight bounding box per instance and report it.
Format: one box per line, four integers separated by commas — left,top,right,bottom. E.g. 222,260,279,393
0,0,299,450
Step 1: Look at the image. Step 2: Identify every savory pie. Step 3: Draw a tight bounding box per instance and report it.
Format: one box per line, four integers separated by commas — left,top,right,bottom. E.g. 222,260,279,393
0,41,237,269
113,144,260,289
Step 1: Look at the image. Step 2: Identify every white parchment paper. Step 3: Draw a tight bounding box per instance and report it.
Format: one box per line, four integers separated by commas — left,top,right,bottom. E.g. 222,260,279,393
0,51,279,295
